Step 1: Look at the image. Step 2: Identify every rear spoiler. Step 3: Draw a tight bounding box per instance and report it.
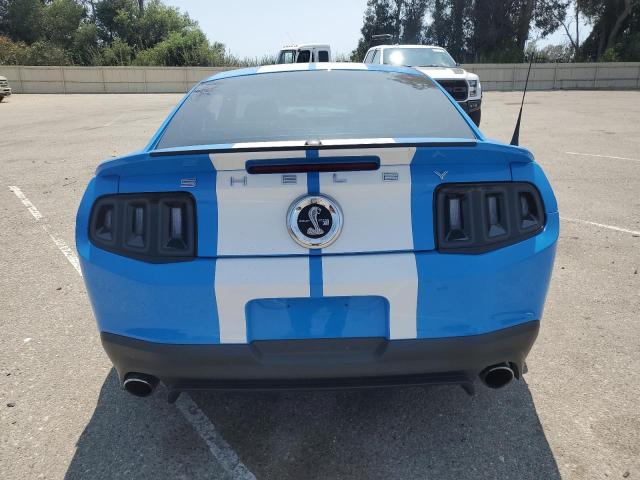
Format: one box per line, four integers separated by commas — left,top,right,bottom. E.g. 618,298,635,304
149,138,478,157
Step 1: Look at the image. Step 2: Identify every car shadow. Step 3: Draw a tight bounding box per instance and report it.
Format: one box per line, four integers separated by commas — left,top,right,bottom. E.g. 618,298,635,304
64,370,230,480
66,370,560,480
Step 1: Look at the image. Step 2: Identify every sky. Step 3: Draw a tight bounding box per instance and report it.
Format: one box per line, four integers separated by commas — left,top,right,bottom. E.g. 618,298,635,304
166,0,369,58
166,0,590,59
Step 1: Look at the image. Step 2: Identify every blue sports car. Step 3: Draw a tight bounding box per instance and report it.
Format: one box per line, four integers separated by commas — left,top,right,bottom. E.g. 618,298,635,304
76,63,558,400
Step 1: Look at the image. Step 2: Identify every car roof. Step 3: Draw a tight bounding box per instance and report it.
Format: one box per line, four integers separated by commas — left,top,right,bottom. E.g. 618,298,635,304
281,43,330,49
203,62,423,83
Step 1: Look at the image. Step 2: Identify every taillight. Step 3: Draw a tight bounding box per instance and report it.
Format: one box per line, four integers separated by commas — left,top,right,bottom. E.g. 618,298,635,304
435,182,544,253
89,192,195,262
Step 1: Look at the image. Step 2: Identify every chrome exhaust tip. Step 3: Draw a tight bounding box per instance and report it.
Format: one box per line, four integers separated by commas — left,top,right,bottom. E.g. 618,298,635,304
123,373,158,397
479,363,515,389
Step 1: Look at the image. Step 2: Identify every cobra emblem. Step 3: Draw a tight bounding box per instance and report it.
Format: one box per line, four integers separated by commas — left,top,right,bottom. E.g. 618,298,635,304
287,194,343,249
306,206,324,235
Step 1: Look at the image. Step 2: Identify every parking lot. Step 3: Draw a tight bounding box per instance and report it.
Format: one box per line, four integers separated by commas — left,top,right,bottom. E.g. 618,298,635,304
1,90,639,480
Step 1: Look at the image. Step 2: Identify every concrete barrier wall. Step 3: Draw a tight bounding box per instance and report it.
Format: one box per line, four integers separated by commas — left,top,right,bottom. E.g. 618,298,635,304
461,62,640,91
2,63,640,94
0,66,230,94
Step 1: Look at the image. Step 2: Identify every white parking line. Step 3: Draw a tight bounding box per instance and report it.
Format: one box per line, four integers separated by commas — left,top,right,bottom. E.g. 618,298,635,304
8,184,256,480
562,217,640,236
565,152,640,163
9,186,82,275
103,112,126,127
176,395,257,480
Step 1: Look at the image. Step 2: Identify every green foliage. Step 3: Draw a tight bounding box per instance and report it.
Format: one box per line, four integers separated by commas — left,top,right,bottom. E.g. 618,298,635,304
0,0,44,43
24,40,71,65
101,37,134,66
0,34,28,64
134,0,194,49
581,0,640,61
71,22,102,65
42,0,84,48
0,34,72,65
0,0,272,66
133,29,211,66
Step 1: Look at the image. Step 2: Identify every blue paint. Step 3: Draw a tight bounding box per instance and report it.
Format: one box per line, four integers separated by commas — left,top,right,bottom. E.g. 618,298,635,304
309,252,323,297
415,213,558,338
306,171,320,194
511,161,558,213
245,296,389,341
78,252,220,344
304,157,323,296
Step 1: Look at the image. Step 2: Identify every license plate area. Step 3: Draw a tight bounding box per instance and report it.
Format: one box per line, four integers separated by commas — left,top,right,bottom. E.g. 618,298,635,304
245,296,389,342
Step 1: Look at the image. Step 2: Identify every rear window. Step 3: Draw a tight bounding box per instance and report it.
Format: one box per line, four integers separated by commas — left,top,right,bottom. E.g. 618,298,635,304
156,70,475,149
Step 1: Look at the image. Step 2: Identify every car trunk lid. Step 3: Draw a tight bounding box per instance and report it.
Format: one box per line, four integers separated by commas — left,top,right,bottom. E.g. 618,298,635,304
102,141,525,258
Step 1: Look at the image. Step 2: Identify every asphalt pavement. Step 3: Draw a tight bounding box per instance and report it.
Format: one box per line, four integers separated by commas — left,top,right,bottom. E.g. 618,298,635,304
0,91,638,479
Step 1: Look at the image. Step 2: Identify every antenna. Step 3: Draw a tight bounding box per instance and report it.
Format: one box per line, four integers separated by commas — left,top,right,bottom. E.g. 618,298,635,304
285,31,295,45
510,53,535,146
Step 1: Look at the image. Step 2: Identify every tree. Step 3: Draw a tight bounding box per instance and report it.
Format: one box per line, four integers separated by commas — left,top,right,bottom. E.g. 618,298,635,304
351,0,430,60
42,0,85,49
71,21,102,65
580,0,638,60
134,0,194,49
134,29,213,66
94,0,137,42
543,0,582,59
424,0,473,61
424,0,566,62
101,37,133,65
0,0,44,43
402,0,431,43
351,0,397,60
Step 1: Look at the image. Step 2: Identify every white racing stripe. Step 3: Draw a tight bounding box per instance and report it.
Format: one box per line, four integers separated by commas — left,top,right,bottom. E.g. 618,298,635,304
8,185,256,480
318,145,414,164
215,171,308,255
565,151,640,163
8,186,82,275
322,253,419,339
215,256,310,343
319,167,414,253
562,217,640,236
257,63,310,74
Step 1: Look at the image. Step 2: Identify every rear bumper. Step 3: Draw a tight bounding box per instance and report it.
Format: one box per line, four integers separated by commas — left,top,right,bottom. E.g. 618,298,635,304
102,320,539,391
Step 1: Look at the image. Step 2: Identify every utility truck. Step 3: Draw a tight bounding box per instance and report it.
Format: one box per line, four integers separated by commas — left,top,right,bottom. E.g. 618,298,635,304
277,44,331,64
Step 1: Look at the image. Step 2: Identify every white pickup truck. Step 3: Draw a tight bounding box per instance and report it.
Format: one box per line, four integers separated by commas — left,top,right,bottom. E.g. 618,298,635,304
0,76,12,102
363,44,482,126
277,44,332,64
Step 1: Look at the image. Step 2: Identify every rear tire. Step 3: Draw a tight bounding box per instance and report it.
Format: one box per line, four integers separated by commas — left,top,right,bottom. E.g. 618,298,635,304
0,96,4,103
469,109,481,127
